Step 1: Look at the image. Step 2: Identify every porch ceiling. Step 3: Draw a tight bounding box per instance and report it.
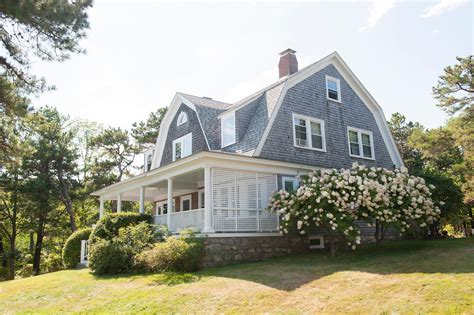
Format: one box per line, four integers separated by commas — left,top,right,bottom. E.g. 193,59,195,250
107,169,204,202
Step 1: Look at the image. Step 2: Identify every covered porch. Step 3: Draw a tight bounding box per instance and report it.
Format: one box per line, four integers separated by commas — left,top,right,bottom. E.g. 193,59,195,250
92,152,310,234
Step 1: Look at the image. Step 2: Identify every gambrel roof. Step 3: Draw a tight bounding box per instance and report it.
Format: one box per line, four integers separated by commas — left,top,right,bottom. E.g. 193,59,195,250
151,52,403,169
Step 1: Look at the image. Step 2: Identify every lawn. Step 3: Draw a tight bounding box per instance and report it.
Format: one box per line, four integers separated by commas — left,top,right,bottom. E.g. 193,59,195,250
0,238,473,314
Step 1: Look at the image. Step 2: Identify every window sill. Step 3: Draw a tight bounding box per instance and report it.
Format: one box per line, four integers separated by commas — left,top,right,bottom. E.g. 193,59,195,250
294,144,327,153
349,154,375,161
327,97,341,103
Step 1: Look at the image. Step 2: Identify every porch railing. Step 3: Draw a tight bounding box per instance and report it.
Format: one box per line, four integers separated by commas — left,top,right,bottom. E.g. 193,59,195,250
153,208,278,233
154,214,166,225
213,208,278,232
153,208,205,232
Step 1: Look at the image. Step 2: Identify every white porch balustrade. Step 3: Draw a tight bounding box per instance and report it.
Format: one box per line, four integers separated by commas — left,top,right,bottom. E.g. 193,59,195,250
170,208,205,232
213,209,278,232
154,208,205,232
153,208,278,233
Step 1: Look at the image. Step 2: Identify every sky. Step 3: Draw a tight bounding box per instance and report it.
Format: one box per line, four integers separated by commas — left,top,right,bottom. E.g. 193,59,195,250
31,0,472,130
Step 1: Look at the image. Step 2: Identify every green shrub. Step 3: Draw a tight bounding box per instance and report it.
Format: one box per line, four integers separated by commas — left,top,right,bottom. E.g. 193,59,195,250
42,252,63,273
88,239,131,275
134,234,204,273
17,264,33,278
89,212,152,245
88,222,157,275
62,228,92,269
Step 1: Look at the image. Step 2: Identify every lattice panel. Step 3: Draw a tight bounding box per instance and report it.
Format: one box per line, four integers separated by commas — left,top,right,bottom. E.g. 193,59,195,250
212,168,278,232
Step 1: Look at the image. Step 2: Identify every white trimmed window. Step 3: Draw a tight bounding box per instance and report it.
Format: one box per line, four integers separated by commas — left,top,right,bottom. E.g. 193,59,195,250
292,114,326,151
221,112,236,147
156,200,175,215
326,75,341,102
177,112,188,126
282,176,299,192
347,127,374,159
309,235,325,249
172,133,192,161
180,194,192,211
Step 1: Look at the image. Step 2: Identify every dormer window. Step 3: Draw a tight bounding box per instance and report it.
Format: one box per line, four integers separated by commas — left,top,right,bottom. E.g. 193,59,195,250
177,112,188,126
143,147,155,172
173,133,192,161
326,75,341,102
221,112,236,147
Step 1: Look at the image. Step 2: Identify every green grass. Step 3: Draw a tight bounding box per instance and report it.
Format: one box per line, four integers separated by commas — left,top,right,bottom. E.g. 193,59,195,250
1,238,473,314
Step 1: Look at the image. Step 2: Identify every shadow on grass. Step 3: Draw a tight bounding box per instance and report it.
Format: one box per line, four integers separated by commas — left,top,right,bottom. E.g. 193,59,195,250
197,238,474,291
90,238,474,292
91,269,202,286
150,272,202,286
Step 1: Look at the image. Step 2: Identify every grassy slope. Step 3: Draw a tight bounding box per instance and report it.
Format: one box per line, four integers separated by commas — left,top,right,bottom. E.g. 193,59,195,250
0,238,473,314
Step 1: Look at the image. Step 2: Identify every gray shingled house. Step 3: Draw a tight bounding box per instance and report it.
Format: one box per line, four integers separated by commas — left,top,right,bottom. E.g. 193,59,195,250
91,49,403,262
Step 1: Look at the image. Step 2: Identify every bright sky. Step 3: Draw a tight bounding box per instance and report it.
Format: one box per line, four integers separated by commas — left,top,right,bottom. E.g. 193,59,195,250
31,0,472,130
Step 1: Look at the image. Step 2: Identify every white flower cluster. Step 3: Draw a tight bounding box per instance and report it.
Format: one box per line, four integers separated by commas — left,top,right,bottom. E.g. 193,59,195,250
268,163,441,250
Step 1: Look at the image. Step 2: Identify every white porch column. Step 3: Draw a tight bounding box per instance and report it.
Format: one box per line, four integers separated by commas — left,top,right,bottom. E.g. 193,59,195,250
139,187,145,214
202,166,215,233
117,193,122,213
167,178,173,228
99,198,104,219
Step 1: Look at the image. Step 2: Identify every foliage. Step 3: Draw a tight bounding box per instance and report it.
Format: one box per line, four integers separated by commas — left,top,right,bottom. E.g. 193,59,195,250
90,127,139,183
0,0,93,95
387,113,424,173
415,170,465,223
88,221,156,275
269,164,441,254
132,107,168,148
41,252,63,273
134,235,204,273
89,212,152,244
62,227,92,269
88,239,131,275
389,111,470,220
433,56,473,116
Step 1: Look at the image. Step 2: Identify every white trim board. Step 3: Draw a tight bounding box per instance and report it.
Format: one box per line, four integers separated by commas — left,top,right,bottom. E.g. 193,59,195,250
253,51,403,168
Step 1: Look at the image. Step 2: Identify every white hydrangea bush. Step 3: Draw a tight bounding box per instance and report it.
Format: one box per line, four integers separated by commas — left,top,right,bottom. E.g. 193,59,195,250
269,168,362,251
268,163,441,251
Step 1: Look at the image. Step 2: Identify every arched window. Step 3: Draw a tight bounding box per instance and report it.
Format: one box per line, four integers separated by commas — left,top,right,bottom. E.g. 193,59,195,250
177,112,188,126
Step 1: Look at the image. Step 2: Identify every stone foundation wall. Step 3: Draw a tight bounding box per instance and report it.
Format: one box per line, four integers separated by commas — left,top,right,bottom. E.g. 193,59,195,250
200,235,311,268
200,228,401,268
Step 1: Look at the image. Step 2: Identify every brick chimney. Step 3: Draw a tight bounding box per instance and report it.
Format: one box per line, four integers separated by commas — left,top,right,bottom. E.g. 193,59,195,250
278,48,298,78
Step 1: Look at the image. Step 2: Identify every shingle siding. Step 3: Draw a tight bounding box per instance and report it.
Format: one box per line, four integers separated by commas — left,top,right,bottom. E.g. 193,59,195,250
194,105,226,150
160,103,209,167
259,65,394,169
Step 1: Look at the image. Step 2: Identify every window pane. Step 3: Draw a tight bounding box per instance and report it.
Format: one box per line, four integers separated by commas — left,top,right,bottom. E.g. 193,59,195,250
310,121,321,135
175,142,182,160
284,181,294,192
349,130,359,143
361,133,371,146
294,118,308,147
363,145,372,158
182,199,190,211
312,134,323,149
328,90,338,100
350,143,360,156
327,80,338,91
